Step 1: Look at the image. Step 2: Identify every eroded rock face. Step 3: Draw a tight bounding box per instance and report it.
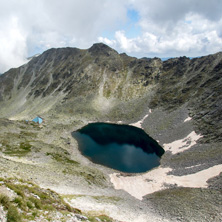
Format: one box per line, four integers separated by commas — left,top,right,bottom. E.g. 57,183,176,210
149,53,222,143
0,44,221,143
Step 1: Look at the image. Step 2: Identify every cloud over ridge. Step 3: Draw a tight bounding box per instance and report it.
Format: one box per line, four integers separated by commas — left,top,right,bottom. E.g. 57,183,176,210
0,0,221,73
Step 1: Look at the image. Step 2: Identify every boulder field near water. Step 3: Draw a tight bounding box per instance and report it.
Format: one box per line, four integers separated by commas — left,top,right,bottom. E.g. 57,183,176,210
0,43,221,222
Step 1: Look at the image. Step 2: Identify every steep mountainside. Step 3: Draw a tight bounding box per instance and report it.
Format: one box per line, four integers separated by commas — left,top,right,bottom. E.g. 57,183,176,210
0,43,221,222
0,43,221,142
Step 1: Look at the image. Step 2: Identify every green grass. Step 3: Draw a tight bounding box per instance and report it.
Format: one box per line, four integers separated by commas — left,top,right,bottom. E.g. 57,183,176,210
19,131,37,138
92,195,121,203
28,196,42,209
0,128,38,157
46,152,79,165
0,177,114,221
0,194,11,209
4,180,73,214
63,166,106,186
0,194,21,222
13,197,26,211
6,183,25,198
3,141,32,156
87,214,114,222
26,201,33,209
7,205,21,222
19,142,32,151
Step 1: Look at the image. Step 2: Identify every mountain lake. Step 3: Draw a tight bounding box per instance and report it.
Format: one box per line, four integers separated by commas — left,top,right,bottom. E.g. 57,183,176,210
72,122,165,173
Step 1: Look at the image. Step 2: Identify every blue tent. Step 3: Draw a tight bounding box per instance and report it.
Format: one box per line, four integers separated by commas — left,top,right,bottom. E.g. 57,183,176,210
32,116,43,124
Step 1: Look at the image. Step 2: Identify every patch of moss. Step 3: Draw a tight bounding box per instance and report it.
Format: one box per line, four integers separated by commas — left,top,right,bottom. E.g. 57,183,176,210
92,195,121,203
78,170,106,186
19,142,31,151
46,152,79,165
62,167,106,187
19,131,37,138
2,134,32,157
87,214,114,222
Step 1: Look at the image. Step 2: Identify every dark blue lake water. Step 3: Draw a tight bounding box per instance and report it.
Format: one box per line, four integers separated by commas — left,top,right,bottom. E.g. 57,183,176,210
72,123,164,173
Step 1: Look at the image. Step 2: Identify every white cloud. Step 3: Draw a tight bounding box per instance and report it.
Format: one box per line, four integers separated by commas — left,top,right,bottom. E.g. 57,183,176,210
97,37,116,48
0,16,27,73
100,1,222,58
0,0,222,73
115,31,141,53
0,0,128,73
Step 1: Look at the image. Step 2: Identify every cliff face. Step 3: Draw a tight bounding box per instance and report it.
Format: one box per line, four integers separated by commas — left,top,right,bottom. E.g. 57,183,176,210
0,43,221,142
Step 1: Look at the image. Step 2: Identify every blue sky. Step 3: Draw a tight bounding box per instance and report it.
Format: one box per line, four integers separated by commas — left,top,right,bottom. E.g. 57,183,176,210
126,9,141,37
0,0,222,73
101,9,141,40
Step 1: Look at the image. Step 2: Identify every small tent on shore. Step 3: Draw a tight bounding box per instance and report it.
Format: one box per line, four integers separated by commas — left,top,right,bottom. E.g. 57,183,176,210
32,116,43,124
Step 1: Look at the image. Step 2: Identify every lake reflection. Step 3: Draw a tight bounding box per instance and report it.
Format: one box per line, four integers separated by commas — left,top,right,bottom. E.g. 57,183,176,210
72,123,164,173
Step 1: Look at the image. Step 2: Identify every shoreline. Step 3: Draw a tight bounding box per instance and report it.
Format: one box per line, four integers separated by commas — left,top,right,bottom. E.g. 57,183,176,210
109,113,222,200
110,164,222,200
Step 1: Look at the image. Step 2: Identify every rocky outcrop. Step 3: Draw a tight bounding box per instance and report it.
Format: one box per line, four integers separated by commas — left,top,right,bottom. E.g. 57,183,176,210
0,44,221,143
150,53,222,143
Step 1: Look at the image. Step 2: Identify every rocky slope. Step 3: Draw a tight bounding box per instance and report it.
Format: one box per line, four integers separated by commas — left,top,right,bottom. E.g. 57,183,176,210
0,177,118,222
0,44,221,141
0,43,221,221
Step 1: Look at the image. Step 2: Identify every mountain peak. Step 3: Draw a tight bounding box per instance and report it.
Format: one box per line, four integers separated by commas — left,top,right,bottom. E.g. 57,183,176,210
88,43,118,56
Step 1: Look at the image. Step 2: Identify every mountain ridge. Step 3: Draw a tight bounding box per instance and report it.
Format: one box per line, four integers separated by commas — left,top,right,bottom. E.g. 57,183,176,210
0,43,222,222
0,43,221,142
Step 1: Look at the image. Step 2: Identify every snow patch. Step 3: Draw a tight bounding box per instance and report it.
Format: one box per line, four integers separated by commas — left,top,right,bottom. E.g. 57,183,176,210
130,109,152,128
110,164,222,200
184,116,192,122
163,131,202,154
184,163,202,169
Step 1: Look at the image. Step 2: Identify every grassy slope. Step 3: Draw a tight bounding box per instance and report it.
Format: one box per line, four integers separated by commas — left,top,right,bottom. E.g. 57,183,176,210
0,177,116,222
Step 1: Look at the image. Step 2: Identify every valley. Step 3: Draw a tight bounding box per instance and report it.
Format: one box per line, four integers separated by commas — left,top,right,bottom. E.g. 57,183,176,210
0,43,221,221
